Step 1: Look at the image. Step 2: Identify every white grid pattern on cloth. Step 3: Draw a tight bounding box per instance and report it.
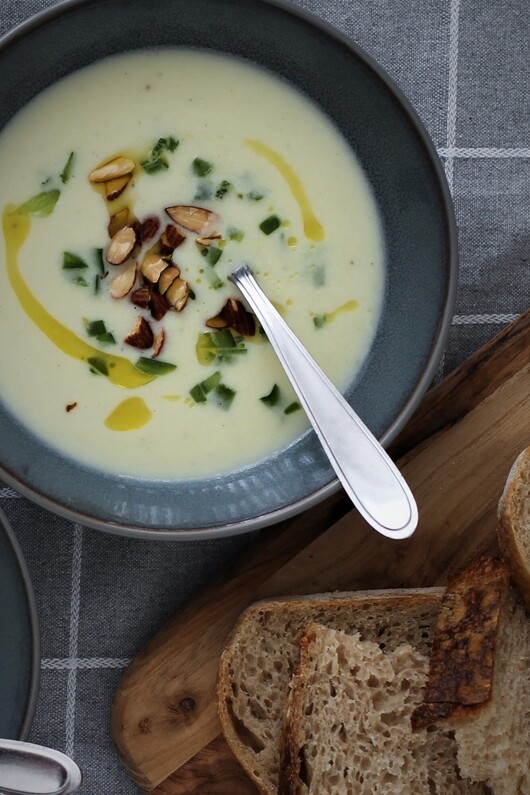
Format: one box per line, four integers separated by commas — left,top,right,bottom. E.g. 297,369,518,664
65,524,83,758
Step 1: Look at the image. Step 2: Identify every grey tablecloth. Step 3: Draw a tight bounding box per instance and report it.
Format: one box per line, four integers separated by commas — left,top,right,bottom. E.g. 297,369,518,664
1,1,529,792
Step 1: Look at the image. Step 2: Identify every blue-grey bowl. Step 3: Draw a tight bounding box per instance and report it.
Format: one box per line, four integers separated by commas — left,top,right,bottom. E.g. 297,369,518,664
0,0,457,539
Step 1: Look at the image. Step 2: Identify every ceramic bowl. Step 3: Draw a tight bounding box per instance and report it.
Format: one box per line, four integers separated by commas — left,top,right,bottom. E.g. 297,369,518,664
0,0,457,538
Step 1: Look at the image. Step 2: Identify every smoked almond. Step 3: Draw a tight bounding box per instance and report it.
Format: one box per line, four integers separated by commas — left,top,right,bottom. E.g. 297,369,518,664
89,156,135,183
107,226,137,266
124,317,154,349
109,260,137,299
165,205,219,235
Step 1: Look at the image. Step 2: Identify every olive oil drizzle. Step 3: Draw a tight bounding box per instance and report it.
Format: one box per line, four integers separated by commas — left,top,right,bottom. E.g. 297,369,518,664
245,140,325,242
2,206,154,389
104,397,152,431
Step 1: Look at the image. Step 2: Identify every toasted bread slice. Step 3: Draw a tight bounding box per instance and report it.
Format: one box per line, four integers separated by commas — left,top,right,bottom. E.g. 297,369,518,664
217,589,445,795
498,446,530,610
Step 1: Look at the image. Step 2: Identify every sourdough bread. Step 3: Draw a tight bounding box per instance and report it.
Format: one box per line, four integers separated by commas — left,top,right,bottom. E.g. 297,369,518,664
498,446,530,610
279,624,486,795
217,589,445,794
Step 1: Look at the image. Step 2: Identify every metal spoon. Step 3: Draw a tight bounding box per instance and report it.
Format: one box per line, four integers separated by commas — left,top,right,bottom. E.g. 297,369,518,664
229,264,418,539
0,739,82,795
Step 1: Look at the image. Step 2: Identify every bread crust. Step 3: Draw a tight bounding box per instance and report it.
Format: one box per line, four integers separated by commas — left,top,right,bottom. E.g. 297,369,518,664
412,557,509,730
497,446,530,610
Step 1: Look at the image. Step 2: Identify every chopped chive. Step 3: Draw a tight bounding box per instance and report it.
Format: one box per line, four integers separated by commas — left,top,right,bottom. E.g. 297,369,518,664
207,247,223,267
215,383,235,409
247,190,264,201
87,357,108,376
260,384,281,407
152,136,179,155
284,401,301,415
313,315,326,328
74,276,89,287
188,287,196,300
60,151,75,184
17,189,60,217
259,215,281,235
215,180,232,199
96,332,116,345
134,357,177,375
141,136,179,174
86,320,107,337
94,248,105,275
192,157,213,177
141,155,168,174
94,275,100,295
227,227,244,242
63,251,88,269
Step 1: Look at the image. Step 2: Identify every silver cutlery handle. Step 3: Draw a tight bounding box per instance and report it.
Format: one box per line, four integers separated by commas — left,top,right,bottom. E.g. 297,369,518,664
230,264,417,539
0,740,82,795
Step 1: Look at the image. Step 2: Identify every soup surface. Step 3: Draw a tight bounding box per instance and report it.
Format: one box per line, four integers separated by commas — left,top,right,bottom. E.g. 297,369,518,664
0,49,384,479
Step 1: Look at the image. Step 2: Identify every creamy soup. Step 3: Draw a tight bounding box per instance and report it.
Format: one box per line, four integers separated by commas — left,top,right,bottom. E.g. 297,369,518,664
0,49,384,479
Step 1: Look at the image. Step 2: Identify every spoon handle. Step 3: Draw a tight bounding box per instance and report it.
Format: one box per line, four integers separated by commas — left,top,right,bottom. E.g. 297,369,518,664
0,739,82,795
230,264,418,539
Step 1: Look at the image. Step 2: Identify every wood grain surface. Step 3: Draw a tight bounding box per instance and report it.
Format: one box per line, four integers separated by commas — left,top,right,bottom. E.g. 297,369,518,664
111,309,530,794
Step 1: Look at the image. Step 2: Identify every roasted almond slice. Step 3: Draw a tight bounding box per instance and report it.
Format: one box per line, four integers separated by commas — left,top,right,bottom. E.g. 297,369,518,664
149,290,169,321
109,260,137,299
141,253,169,284
105,175,131,201
152,329,165,359
160,224,186,254
108,207,130,238
206,297,256,336
124,317,154,349
89,156,135,183
158,265,181,295
165,205,219,235
107,226,137,266
130,285,151,309
134,216,160,243
166,277,189,311
196,233,222,246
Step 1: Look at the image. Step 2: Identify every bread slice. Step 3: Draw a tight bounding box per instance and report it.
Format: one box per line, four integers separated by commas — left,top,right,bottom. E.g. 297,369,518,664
412,556,530,794
217,588,446,794
498,446,530,610
279,624,486,794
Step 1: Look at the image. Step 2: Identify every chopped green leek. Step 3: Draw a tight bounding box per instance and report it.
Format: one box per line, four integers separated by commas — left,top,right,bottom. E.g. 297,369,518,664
94,275,100,295
134,357,177,375
284,401,301,415
196,330,247,365
227,227,244,242
214,384,235,409
74,276,89,287
86,320,107,337
215,180,232,199
94,248,106,275
17,189,60,217
192,157,213,177
88,357,108,376
190,371,221,402
313,315,326,328
260,384,281,407
96,332,116,345
259,215,281,235
63,251,88,269
60,152,75,184
206,267,224,289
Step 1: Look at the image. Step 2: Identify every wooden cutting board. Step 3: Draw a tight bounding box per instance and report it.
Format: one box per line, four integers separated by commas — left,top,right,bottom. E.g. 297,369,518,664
111,309,530,794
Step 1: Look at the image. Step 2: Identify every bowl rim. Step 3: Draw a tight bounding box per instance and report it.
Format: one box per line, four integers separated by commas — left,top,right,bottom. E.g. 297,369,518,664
0,0,458,540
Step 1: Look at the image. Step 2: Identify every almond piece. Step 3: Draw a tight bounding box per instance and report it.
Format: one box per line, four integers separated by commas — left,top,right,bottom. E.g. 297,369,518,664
124,317,154,349
134,216,160,243
160,224,186,254
152,329,165,359
105,175,131,201
196,233,222,246
166,277,189,311
108,208,130,238
149,290,169,321
158,265,181,295
165,205,219,235
109,260,137,299
89,156,135,183
206,297,256,336
130,285,151,309
141,253,169,284
107,226,137,266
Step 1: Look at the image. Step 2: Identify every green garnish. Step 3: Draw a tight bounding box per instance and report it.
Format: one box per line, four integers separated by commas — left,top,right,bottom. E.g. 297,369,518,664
94,248,106,275
260,384,281,407
247,190,264,201
188,288,196,300
190,371,221,403
192,157,213,177
17,189,60,217
206,268,224,289
194,183,212,201
94,275,100,295
96,332,116,345
311,263,326,287
134,357,177,375
63,251,88,269
259,215,281,235
141,136,179,174
153,136,178,153
204,246,223,267
74,276,89,287
86,320,107,337
141,156,169,174
227,227,244,242
60,152,75,184
284,401,301,415
215,180,232,199
87,357,108,376
313,315,326,328
214,383,235,409
196,330,247,365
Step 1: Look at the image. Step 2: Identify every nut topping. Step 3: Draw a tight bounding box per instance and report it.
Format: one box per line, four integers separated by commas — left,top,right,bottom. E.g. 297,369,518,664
165,205,219,235
152,329,166,359
108,208,130,238
206,298,256,337
130,286,151,309
158,265,181,295
149,290,169,321
107,226,137,266
160,224,185,254
105,175,131,202
109,260,137,299
141,253,169,284
196,233,222,246
89,156,135,183
134,216,160,243
165,277,189,311
124,317,154,349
